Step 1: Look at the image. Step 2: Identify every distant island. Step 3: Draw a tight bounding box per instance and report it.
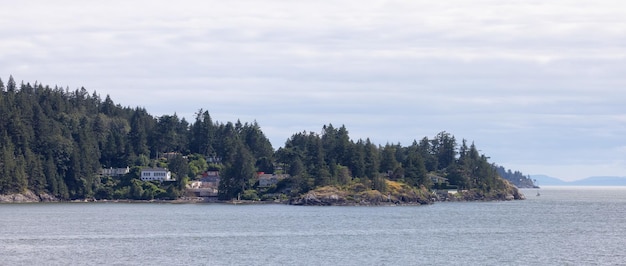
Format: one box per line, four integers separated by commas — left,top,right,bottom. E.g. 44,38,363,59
0,76,528,204
531,175,626,186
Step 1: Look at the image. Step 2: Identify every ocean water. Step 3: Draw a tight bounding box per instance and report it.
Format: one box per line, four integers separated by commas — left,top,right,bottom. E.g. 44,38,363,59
1,186,625,265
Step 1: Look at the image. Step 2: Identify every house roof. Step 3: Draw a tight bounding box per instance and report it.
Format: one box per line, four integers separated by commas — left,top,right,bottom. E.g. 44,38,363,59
141,167,169,172
258,174,274,179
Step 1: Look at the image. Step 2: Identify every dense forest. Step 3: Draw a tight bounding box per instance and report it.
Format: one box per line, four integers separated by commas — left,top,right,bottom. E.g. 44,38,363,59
0,76,530,202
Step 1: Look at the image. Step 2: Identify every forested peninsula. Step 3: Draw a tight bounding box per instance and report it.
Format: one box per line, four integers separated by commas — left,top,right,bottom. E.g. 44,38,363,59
0,76,529,204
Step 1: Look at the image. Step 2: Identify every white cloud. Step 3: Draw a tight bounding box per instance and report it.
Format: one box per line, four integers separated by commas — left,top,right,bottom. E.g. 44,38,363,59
1,0,625,179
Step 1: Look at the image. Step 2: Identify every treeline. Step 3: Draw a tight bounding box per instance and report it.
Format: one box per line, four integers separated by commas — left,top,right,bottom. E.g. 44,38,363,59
0,76,273,199
275,128,502,194
0,76,524,201
495,166,536,188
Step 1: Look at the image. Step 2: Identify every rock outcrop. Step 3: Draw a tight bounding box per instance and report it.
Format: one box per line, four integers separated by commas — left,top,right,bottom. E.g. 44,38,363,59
434,181,526,202
0,190,58,203
291,179,525,206
290,181,433,206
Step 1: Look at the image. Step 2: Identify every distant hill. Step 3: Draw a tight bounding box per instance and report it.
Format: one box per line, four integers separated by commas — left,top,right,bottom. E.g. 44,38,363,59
530,175,568,186
531,175,626,186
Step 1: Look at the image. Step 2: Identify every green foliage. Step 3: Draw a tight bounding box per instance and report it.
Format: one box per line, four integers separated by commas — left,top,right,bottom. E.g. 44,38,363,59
0,76,520,201
188,154,208,178
218,144,256,200
93,173,169,201
241,189,259,201
189,109,215,156
403,149,429,188
153,114,188,155
495,165,536,188
372,174,388,193
168,154,189,181
380,144,399,174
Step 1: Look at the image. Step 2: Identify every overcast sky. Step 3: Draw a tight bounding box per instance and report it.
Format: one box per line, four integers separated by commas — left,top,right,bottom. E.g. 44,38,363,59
2,0,625,181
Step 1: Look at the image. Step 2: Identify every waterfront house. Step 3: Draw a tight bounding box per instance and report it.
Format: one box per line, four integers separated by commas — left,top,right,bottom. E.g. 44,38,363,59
187,171,220,197
429,174,448,185
101,167,130,177
140,168,173,182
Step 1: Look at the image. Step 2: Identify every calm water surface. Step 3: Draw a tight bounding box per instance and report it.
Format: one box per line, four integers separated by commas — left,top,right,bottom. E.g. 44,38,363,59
1,186,625,265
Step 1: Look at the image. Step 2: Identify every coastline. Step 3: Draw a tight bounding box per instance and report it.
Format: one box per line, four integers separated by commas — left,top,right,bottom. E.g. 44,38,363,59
1,187,525,205
0,191,286,205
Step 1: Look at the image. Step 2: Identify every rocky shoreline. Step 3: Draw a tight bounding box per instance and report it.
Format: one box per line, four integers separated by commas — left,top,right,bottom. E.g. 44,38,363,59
2,184,524,205
289,188,433,206
289,188,525,206
0,190,58,203
287,179,525,206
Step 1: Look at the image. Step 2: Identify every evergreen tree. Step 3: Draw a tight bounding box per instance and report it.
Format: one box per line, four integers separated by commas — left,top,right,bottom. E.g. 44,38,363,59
13,153,28,193
432,131,457,170
128,108,153,157
335,125,352,166
363,138,380,179
101,95,116,116
214,122,240,164
189,109,215,156
403,150,429,188
321,124,353,179
168,154,189,191
242,121,274,159
6,75,16,93
380,143,399,176
418,137,437,171
43,154,59,196
218,144,255,200
152,114,186,155
287,156,305,177
0,139,15,193
0,77,523,201
307,134,330,186
130,179,144,200
348,139,366,178
24,149,46,193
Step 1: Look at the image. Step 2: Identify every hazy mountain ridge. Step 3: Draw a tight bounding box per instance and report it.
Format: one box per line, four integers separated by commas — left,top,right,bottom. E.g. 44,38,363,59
531,175,626,186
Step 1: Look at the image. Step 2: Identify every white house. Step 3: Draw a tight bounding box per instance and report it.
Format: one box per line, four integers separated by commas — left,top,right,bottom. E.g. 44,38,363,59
140,168,173,182
101,167,130,177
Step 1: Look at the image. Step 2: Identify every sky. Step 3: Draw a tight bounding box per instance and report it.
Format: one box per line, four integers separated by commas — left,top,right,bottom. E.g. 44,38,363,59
1,0,625,181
